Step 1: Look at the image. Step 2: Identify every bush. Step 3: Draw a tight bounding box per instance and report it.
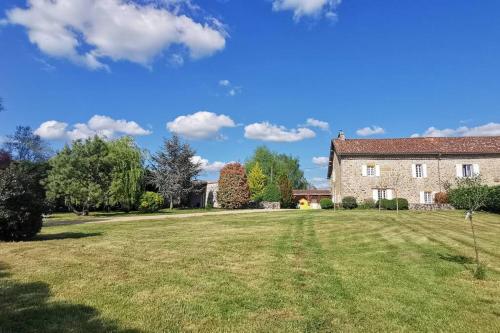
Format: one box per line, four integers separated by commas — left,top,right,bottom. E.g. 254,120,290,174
0,162,45,241
139,192,164,213
392,198,409,210
320,198,334,209
217,163,251,209
434,192,449,204
485,186,500,213
358,198,376,209
262,183,281,202
342,196,357,209
376,198,409,210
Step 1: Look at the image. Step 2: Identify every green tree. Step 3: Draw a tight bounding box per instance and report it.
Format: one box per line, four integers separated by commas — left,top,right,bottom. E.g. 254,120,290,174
247,162,266,201
245,146,307,189
0,161,46,241
150,135,201,209
108,137,144,211
278,175,294,208
3,126,51,162
46,137,112,215
449,175,489,279
217,163,250,209
262,183,281,202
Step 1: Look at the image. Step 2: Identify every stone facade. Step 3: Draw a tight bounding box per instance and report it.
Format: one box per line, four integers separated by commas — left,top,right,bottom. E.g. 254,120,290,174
332,155,500,204
205,182,220,208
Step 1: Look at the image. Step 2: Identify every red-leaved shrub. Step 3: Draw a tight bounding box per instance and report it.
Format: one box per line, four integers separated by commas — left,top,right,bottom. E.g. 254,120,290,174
434,192,449,204
217,163,250,209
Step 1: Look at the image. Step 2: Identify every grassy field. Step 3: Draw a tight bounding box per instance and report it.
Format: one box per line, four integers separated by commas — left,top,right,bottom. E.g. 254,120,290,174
1,210,499,332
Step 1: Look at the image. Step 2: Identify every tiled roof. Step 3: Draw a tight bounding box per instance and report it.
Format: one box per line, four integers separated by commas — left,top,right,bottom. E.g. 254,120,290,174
293,190,331,196
333,136,500,156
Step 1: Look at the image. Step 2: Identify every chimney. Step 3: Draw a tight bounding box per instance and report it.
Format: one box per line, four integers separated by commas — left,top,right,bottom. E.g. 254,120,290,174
338,130,346,141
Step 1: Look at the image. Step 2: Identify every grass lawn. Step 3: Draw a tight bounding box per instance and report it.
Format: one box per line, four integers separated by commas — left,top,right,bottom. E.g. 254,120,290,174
1,210,499,332
44,208,225,225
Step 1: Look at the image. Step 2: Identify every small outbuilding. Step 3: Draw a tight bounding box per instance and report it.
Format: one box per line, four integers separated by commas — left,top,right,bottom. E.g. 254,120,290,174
292,189,332,209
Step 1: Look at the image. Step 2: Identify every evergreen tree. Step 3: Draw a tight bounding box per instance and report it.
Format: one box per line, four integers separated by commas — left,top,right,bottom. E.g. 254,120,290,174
150,135,201,209
247,162,267,201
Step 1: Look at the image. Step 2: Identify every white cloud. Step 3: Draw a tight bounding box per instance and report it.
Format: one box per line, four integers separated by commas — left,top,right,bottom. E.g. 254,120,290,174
272,0,342,20
35,115,151,141
305,118,329,131
167,111,236,140
219,79,230,86
168,54,184,67
309,177,330,189
244,122,316,142
5,0,226,70
191,155,231,173
312,156,329,166
413,122,500,137
356,126,385,136
34,120,68,140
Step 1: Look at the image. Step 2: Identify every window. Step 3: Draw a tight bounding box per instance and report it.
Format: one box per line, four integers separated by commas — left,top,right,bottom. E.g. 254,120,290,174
462,164,473,178
424,192,433,204
367,166,376,176
378,189,387,200
415,164,423,178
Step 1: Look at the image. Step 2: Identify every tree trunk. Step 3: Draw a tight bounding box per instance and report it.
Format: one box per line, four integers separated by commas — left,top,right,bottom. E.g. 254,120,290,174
468,211,480,267
169,195,174,210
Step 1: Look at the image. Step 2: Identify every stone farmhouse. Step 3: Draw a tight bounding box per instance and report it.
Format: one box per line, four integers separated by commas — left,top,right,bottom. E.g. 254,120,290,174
327,132,500,207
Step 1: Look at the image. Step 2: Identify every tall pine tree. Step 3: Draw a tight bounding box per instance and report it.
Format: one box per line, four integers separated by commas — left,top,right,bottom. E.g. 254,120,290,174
150,135,201,209
247,162,266,201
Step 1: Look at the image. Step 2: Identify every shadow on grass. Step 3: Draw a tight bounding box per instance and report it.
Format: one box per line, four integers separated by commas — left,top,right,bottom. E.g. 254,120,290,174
34,232,102,241
439,253,475,265
0,262,139,333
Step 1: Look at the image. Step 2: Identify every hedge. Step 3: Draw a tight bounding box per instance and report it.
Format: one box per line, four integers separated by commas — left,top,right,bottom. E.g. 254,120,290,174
320,198,334,209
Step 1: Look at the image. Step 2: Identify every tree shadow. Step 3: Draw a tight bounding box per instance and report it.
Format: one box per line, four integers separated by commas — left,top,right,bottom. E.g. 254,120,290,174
0,263,140,333
33,232,102,241
438,253,475,265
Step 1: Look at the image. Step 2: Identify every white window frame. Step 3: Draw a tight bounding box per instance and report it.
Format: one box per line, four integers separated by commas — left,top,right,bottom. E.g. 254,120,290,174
462,164,473,178
378,189,387,200
415,164,423,178
367,166,376,177
424,191,433,204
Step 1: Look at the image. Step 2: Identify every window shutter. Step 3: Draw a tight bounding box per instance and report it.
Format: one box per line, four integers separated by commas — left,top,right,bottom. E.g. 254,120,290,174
387,189,393,200
473,164,480,175
362,165,367,176
375,165,381,177
411,164,416,178
432,191,437,203
372,189,378,201
455,164,462,178
419,191,425,204
423,164,428,178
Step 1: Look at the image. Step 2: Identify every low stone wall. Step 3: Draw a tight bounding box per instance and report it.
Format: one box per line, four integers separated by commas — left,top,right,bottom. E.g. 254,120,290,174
247,201,281,209
409,203,454,211
259,201,281,210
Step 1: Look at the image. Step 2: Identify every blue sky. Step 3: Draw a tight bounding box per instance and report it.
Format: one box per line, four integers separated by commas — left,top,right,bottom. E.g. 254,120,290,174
1,0,500,186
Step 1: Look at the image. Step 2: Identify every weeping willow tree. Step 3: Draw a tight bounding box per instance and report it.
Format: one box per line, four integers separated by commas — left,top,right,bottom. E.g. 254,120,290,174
108,137,145,212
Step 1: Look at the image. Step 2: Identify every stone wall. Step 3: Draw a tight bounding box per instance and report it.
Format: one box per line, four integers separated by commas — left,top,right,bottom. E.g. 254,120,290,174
334,154,500,204
409,203,454,211
259,201,281,210
205,182,219,208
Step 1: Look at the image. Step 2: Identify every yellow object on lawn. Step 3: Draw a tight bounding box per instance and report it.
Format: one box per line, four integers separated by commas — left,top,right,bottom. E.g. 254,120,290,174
299,198,310,209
